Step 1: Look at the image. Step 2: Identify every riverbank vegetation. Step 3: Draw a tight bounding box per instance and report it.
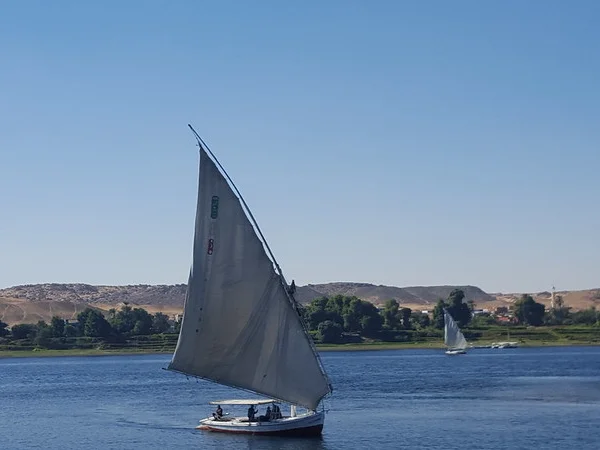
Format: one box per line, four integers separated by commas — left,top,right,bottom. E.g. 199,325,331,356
0,303,179,353
1,290,599,356
300,289,600,345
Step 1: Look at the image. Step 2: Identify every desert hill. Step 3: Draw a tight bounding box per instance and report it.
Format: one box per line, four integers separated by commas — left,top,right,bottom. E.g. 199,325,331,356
0,283,186,326
300,282,494,305
0,282,598,325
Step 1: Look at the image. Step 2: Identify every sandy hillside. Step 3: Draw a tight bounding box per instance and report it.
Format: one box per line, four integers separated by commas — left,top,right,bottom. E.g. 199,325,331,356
0,297,87,326
1,282,599,326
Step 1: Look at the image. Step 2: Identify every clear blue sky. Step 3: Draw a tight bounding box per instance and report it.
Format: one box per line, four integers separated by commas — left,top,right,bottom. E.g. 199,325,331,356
1,0,599,293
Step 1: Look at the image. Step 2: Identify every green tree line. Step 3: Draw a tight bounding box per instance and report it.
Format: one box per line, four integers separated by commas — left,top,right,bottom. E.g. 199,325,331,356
300,289,600,344
2,290,599,349
0,303,179,349
301,289,468,344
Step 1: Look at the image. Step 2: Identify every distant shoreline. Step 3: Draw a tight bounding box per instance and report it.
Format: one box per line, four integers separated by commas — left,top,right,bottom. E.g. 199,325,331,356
1,341,599,359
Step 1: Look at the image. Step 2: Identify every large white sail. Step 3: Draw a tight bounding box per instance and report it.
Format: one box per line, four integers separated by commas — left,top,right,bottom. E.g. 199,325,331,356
168,144,330,411
444,309,468,350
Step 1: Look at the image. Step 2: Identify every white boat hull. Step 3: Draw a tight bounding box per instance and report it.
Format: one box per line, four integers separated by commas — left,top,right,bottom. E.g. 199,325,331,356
492,342,519,348
197,411,324,436
445,349,466,355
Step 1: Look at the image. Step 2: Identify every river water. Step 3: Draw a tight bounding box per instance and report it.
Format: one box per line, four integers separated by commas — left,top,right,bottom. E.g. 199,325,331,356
2,347,600,449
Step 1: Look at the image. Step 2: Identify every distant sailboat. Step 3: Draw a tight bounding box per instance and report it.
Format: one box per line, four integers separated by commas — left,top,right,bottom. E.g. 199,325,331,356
166,125,332,436
444,309,468,355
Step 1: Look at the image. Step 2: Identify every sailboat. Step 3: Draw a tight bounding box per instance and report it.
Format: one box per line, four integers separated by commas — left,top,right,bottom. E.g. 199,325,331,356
166,125,332,436
443,308,468,355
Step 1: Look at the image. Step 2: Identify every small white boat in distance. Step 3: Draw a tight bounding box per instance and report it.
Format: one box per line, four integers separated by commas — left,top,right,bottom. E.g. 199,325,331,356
197,399,324,436
444,309,468,355
445,348,466,355
491,328,519,348
491,341,519,349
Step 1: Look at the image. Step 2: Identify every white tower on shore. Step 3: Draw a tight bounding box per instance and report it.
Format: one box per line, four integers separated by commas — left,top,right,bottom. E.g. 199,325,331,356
551,285,556,310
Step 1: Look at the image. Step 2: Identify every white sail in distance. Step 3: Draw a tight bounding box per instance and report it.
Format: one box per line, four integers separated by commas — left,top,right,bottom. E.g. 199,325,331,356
444,309,468,350
168,142,330,411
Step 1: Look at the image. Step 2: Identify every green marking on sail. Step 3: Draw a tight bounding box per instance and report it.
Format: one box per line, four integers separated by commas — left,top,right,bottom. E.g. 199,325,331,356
211,196,219,219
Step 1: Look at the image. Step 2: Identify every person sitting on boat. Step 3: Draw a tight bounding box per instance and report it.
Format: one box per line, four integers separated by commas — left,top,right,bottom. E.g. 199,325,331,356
212,405,223,420
258,406,271,422
272,404,281,419
247,405,256,422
